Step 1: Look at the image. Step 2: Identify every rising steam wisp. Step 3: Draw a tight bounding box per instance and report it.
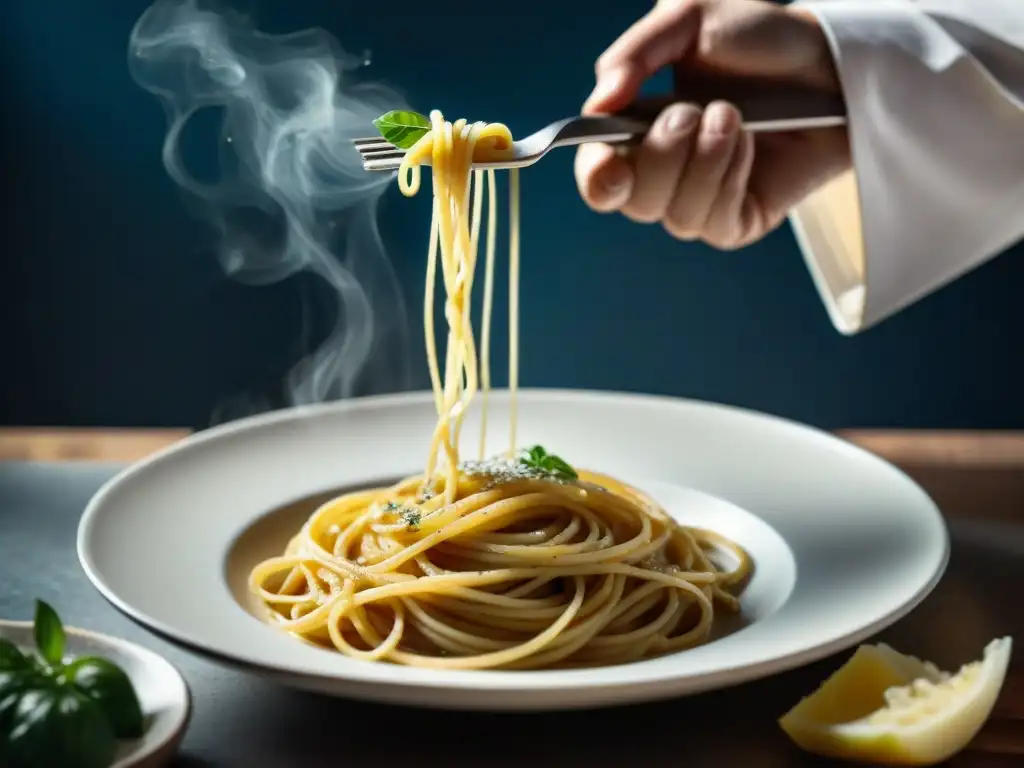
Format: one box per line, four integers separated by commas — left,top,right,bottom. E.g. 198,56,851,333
129,0,411,417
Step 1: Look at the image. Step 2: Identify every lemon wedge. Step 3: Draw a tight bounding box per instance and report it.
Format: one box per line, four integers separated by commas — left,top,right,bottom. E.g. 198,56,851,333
779,636,1013,766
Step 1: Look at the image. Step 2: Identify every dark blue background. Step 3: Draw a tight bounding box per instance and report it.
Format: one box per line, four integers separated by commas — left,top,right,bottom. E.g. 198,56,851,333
2,0,1020,429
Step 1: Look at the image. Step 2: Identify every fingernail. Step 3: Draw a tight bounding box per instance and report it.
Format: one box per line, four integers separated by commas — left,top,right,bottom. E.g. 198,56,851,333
584,67,628,112
661,104,701,136
706,103,736,135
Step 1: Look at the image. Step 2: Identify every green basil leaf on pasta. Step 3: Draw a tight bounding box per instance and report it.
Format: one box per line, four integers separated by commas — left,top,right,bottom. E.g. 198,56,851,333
518,445,577,480
544,456,578,480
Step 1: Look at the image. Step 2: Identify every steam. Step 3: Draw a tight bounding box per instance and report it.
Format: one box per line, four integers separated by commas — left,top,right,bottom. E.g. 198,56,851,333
128,0,411,417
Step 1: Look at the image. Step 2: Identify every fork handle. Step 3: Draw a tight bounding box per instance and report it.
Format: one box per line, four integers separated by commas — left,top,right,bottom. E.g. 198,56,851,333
612,77,847,134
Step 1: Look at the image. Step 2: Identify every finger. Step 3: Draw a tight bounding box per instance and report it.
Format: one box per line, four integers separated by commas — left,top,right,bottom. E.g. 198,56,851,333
663,101,742,240
574,142,635,213
620,103,702,223
702,129,756,249
583,1,702,115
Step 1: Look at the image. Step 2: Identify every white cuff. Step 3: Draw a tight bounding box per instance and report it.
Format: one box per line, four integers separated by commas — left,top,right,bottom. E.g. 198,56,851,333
790,0,1024,334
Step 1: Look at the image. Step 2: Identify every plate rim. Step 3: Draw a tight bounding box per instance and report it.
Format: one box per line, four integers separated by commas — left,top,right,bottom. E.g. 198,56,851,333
77,387,950,706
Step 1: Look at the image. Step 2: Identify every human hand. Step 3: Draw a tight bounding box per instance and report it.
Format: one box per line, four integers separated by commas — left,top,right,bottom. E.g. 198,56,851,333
575,0,851,249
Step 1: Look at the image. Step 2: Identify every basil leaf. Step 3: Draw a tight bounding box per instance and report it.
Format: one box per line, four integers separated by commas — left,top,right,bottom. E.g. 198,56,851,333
0,686,28,765
0,640,31,673
0,670,35,699
544,456,578,480
5,686,116,768
65,656,144,739
0,685,25,730
33,601,65,667
0,671,46,746
372,110,430,149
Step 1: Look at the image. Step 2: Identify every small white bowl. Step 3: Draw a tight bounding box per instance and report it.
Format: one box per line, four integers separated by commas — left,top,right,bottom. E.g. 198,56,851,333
0,620,189,768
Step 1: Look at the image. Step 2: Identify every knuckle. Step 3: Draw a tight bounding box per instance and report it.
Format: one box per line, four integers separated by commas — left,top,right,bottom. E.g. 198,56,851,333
697,131,737,164
659,0,705,35
622,207,662,224
698,18,728,57
704,233,744,251
655,104,702,143
701,214,749,250
594,50,630,76
657,0,701,18
700,107,741,143
662,216,697,241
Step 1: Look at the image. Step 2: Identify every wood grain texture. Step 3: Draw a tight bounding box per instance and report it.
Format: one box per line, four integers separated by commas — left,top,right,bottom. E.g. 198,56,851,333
0,428,190,463
836,430,1024,523
837,429,1024,467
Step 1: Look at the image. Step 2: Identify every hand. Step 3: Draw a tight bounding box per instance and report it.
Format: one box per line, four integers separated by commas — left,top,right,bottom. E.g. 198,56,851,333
574,0,851,250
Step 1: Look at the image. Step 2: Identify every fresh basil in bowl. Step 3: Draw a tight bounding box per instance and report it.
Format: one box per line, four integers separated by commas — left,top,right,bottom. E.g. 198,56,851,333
0,601,144,768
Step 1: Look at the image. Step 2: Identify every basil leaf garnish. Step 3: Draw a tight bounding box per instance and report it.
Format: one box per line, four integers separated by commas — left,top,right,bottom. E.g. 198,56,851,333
518,445,578,480
372,110,430,149
544,455,578,480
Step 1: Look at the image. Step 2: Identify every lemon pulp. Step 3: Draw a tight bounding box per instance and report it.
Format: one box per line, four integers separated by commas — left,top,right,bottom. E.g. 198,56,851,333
779,636,1013,766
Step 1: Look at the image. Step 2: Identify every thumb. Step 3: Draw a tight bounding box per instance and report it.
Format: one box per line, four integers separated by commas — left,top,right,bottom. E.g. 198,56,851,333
583,1,701,115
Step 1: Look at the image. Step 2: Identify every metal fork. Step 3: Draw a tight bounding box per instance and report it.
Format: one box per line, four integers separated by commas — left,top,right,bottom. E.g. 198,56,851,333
355,79,847,172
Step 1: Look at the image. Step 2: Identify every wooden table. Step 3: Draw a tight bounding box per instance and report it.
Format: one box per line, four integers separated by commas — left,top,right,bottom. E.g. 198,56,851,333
1,427,1022,765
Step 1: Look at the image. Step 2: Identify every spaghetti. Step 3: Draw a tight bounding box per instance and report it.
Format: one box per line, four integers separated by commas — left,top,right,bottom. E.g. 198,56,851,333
249,110,750,670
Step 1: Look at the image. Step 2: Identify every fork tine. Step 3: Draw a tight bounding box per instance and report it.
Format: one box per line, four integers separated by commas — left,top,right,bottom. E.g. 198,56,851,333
362,157,404,172
352,136,405,155
352,135,408,172
352,136,390,147
349,134,403,171
352,136,521,172
356,144,398,155
353,140,395,152
360,147,406,160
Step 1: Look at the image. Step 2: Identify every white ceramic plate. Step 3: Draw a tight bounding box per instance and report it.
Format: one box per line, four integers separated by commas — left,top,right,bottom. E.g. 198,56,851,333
78,389,948,710
0,620,189,767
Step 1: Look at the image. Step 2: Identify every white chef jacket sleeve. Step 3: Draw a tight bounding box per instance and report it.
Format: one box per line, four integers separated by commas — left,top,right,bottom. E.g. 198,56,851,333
788,0,1024,334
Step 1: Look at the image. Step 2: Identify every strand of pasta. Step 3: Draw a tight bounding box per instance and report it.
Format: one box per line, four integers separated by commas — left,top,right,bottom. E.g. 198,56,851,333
478,169,497,459
247,110,752,670
248,465,749,668
507,168,520,455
